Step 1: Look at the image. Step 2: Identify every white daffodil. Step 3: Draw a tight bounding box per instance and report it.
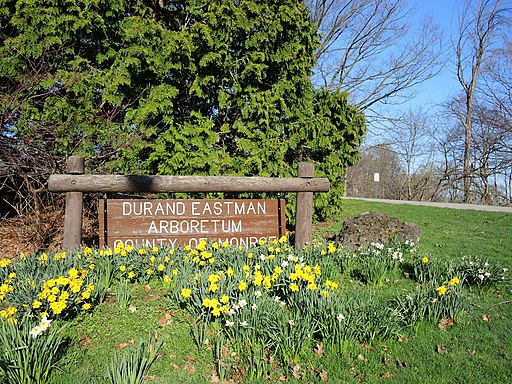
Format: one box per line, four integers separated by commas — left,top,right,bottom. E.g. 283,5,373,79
40,317,52,331
238,299,247,308
30,325,43,338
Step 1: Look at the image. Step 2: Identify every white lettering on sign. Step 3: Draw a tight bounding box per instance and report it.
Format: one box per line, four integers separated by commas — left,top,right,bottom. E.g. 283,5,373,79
122,201,186,216
122,200,266,217
147,219,243,235
113,235,277,249
189,201,266,216
114,238,181,249
101,199,285,250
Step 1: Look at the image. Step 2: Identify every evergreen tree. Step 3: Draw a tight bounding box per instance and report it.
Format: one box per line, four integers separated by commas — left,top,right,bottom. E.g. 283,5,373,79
0,0,365,221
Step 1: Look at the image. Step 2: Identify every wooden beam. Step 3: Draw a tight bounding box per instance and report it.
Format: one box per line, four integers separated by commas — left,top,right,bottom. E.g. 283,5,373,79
48,174,330,193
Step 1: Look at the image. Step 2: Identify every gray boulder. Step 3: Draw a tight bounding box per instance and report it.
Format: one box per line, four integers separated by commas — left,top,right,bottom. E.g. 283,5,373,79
333,212,420,250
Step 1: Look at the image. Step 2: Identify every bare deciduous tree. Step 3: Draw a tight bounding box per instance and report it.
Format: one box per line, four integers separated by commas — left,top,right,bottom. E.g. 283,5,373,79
386,107,437,200
471,104,512,203
346,144,404,199
453,0,510,202
482,39,512,120
306,0,445,115
436,94,512,205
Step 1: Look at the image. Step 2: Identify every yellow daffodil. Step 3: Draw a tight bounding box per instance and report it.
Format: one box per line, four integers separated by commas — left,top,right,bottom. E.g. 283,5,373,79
0,258,12,267
181,288,192,299
436,285,447,296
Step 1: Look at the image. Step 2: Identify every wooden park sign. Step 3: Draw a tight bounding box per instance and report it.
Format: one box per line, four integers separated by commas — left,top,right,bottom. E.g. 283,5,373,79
99,198,285,249
48,156,330,250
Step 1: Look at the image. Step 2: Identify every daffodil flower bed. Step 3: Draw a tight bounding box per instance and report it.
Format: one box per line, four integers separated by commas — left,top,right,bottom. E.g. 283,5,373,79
0,236,509,381
0,251,97,324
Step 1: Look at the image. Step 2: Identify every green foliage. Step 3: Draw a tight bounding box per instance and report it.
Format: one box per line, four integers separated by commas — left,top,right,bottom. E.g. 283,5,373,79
454,256,510,287
412,255,447,285
115,280,132,311
89,253,116,303
106,335,162,384
305,90,366,221
353,240,410,286
391,280,466,328
0,318,69,384
1,0,365,221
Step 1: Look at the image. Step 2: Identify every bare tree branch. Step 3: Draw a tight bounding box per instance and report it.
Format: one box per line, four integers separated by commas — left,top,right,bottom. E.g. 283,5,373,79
306,0,445,112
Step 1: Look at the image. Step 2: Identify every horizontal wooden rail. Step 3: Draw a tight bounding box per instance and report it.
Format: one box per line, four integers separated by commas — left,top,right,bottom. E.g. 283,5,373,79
48,174,330,193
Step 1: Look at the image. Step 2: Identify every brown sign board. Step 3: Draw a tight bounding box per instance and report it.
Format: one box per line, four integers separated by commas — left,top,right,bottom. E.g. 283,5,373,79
98,199,286,249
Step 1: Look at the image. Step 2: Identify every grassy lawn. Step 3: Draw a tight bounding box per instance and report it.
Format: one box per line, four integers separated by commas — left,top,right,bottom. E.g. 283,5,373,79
314,199,512,383
316,198,512,266
1,199,511,383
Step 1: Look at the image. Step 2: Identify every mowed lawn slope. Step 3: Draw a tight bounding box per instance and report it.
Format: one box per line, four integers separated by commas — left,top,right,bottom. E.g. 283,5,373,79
313,199,512,383
316,198,512,267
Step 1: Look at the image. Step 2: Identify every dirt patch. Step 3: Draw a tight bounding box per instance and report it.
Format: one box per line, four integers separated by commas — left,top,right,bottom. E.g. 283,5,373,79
0,200,102,259
0,210,64,258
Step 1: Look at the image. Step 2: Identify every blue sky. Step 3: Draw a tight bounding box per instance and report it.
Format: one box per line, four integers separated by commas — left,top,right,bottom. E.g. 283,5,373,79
364,0,464,144
407,0,461,109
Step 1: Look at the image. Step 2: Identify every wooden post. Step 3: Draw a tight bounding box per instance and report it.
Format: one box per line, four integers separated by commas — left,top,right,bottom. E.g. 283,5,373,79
295,162,314,249
63,156,84,251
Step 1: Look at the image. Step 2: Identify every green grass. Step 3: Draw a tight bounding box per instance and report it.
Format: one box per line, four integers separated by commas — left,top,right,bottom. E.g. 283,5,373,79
316,198,512,266
4,199,511,383
53,283,214,384
311,199,512,383
330,296,512,383
53,285,512,384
